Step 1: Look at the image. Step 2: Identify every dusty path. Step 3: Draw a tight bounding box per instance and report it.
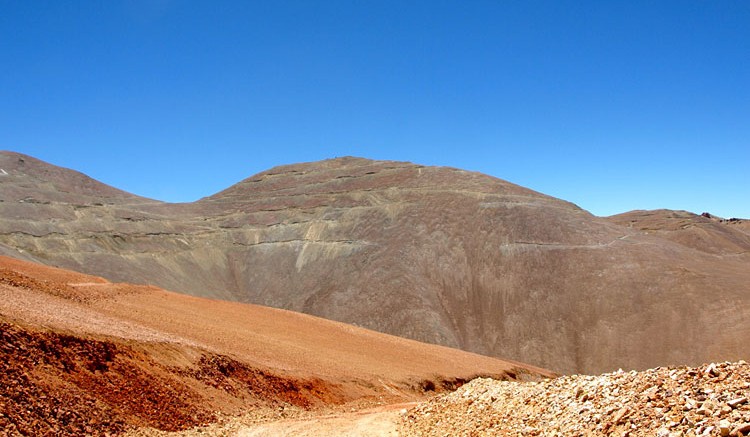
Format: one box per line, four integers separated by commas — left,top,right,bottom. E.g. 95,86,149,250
235,403,415,437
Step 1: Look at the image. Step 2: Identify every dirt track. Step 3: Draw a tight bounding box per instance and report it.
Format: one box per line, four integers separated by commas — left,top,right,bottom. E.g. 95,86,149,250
232,404,412,437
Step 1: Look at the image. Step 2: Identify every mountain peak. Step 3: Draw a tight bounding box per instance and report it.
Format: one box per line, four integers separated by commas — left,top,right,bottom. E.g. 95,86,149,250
0,151,157,204
203,155,549,205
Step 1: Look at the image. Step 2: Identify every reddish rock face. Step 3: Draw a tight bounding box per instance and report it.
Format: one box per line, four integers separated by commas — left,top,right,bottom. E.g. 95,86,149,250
1,151,749,374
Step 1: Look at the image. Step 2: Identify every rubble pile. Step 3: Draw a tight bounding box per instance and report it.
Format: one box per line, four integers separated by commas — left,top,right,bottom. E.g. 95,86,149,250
402,362,750,436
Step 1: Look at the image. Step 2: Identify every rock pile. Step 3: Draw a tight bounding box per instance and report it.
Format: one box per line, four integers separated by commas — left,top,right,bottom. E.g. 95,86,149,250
402,362,750,436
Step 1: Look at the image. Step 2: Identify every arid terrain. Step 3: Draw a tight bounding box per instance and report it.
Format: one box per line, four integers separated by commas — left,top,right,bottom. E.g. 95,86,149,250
0,255,551,435
1,151,749,375
6,255,749,436
403,361,750,436
1,151,749,436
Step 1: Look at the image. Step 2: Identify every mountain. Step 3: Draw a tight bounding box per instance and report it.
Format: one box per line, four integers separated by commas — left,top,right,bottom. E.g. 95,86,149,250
0,255,549,435
1,151,749,374
0,151,157,204
607,209,750,254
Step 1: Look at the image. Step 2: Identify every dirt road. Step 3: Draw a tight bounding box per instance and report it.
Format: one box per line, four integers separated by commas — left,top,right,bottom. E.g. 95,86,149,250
235,403,415,437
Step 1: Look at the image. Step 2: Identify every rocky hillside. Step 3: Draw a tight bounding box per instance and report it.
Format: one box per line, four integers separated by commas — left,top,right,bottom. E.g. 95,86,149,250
1,151,749,374
0,255,548,436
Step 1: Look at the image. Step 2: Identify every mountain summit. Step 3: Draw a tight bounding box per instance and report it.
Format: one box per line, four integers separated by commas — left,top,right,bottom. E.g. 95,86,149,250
1,151,748,374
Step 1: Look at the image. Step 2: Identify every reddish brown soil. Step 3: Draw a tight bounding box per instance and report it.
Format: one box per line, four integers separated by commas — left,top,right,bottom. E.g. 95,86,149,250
1,322,211,435
0,256,551,435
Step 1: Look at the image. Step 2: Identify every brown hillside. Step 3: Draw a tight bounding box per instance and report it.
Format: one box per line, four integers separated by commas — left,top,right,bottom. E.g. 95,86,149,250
0,255,549,435
607,209,750,255
0,151,157,204
1,151,749,374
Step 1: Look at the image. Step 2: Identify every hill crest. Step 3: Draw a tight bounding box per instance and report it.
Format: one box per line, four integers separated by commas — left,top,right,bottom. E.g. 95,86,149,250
1,151,748,375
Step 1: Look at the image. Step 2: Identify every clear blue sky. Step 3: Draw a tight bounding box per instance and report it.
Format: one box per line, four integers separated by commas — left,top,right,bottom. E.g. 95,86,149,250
1,1,748,217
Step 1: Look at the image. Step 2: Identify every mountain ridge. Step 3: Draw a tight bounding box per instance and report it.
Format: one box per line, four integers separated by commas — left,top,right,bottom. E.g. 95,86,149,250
0,150,159,204
1,150,748,374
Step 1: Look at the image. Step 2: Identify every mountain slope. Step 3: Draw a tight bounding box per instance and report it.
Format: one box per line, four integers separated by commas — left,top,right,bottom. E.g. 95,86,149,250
0,151,157,204
1,151,749,374
607,209,750,255
0,255,549,435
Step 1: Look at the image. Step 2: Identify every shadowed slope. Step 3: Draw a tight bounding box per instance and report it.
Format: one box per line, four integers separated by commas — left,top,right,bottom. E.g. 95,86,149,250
1,151,749,374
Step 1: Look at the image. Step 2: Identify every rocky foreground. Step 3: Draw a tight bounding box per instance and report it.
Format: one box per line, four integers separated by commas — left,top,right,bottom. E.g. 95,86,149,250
402,362,750,437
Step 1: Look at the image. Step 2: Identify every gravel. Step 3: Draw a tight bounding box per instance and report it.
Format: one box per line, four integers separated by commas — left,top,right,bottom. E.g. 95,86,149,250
401,361,750,436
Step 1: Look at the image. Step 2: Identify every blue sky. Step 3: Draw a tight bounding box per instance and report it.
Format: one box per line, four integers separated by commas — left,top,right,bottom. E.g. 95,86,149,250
1,1,748,217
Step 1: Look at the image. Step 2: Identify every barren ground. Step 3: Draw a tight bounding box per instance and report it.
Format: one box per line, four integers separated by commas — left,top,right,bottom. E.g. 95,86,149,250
0,255,550,435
